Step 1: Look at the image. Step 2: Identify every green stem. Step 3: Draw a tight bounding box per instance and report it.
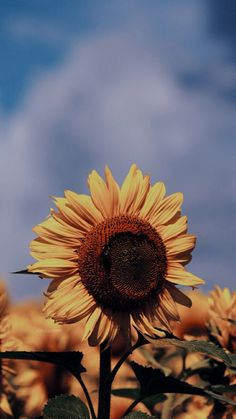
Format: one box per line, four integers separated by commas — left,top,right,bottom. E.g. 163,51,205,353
122,396,142,417
97,343,111,419
110,340,139,384
77,375,96,419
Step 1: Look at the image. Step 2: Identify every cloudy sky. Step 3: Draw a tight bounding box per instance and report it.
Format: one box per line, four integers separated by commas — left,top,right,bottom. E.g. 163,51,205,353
0,0,236,300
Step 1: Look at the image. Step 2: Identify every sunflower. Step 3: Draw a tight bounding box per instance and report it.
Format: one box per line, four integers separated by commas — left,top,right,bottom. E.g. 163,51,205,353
11,301,98,418
0,280,17,418
208,286,236,351
28,165,204,347
173,291,209,339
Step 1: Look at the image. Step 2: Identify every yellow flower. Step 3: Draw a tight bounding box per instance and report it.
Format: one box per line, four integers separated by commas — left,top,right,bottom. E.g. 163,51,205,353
0,280,16,418
208,286,236,351
28,165,204,346
173,291,209,339
11,301,98,418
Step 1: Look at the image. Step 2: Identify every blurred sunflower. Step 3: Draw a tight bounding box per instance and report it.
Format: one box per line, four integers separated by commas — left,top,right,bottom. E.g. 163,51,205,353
0,281,17,418
28,165,204,346
173,291,209,339
11,302,98,418
208,286,236,351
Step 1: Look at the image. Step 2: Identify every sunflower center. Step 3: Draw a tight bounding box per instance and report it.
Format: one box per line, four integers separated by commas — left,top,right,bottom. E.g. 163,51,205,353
102,232,160,298
78,216,167,310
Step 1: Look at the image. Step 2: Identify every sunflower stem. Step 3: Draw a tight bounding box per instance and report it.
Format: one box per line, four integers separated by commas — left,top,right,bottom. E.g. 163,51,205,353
122,396,143,416
110,340,139,384
97,342,111,419
77,375,96,419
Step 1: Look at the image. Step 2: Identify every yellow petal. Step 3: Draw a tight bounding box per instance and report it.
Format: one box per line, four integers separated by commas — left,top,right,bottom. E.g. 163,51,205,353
120,164,139,213
44,283,96,323
130,170,150,215
88,310,112,346
165,283,192,308
52,197,92,231
27,259,78,278
105,166,120,216
132,306,163,338
33,215,84,240
88,170,111,218
165,234,196,256
45,274,80,294
159,288,180,322
158,216,188,241
30,241,77,261
149,192,183,226
82,307,102,340
139,181,166,219
166,267,205,286
64,191,103,224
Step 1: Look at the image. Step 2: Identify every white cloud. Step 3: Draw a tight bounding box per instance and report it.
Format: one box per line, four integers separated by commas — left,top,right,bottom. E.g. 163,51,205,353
1,12,236,299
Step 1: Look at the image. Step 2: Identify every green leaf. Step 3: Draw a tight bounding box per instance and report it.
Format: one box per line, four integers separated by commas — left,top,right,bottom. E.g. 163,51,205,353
112,388,166,411
12,269,39,275
210,384,236,394
185,358,228,385
0,351,86,380
151,337,232,367
131,362,205,397
131,361,236,407
138,347,172,376
204,390,236,406
112,388,140,400
43,395,90,419
123,412,157,418
229,354,236,369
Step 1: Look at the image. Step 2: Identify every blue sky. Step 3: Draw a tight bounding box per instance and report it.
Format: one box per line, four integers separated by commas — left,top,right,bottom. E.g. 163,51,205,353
0,0,236,300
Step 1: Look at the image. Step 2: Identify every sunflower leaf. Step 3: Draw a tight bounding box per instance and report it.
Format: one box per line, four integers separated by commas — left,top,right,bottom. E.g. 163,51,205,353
112,388,166,410
204,390,236,406
130,361,205,397
11,269,39,275
0,351,86,379
112,388,140,400
150,337,232,367
229,354,236,369
43,395,89,419
130,362,236,406
138,347,172,376
210,384,236,394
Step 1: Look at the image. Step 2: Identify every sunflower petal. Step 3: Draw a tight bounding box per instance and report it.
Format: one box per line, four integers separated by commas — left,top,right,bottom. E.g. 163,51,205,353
105,166,120,216
158,216,188,241
64,191,103,224
88,310,113,346
139,182,166,219
159,288,180,322
150,192,183,226
27,259,78,278
88,170,111,218
166,267,205,286
82,307,102,340
165,234,196,256
165,283,192,308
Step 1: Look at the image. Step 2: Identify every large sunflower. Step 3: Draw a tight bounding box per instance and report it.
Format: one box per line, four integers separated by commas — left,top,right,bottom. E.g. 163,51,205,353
28,165,204,346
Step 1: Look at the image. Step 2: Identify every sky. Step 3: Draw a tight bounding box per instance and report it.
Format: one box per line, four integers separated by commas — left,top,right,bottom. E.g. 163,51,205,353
0,0,236,300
